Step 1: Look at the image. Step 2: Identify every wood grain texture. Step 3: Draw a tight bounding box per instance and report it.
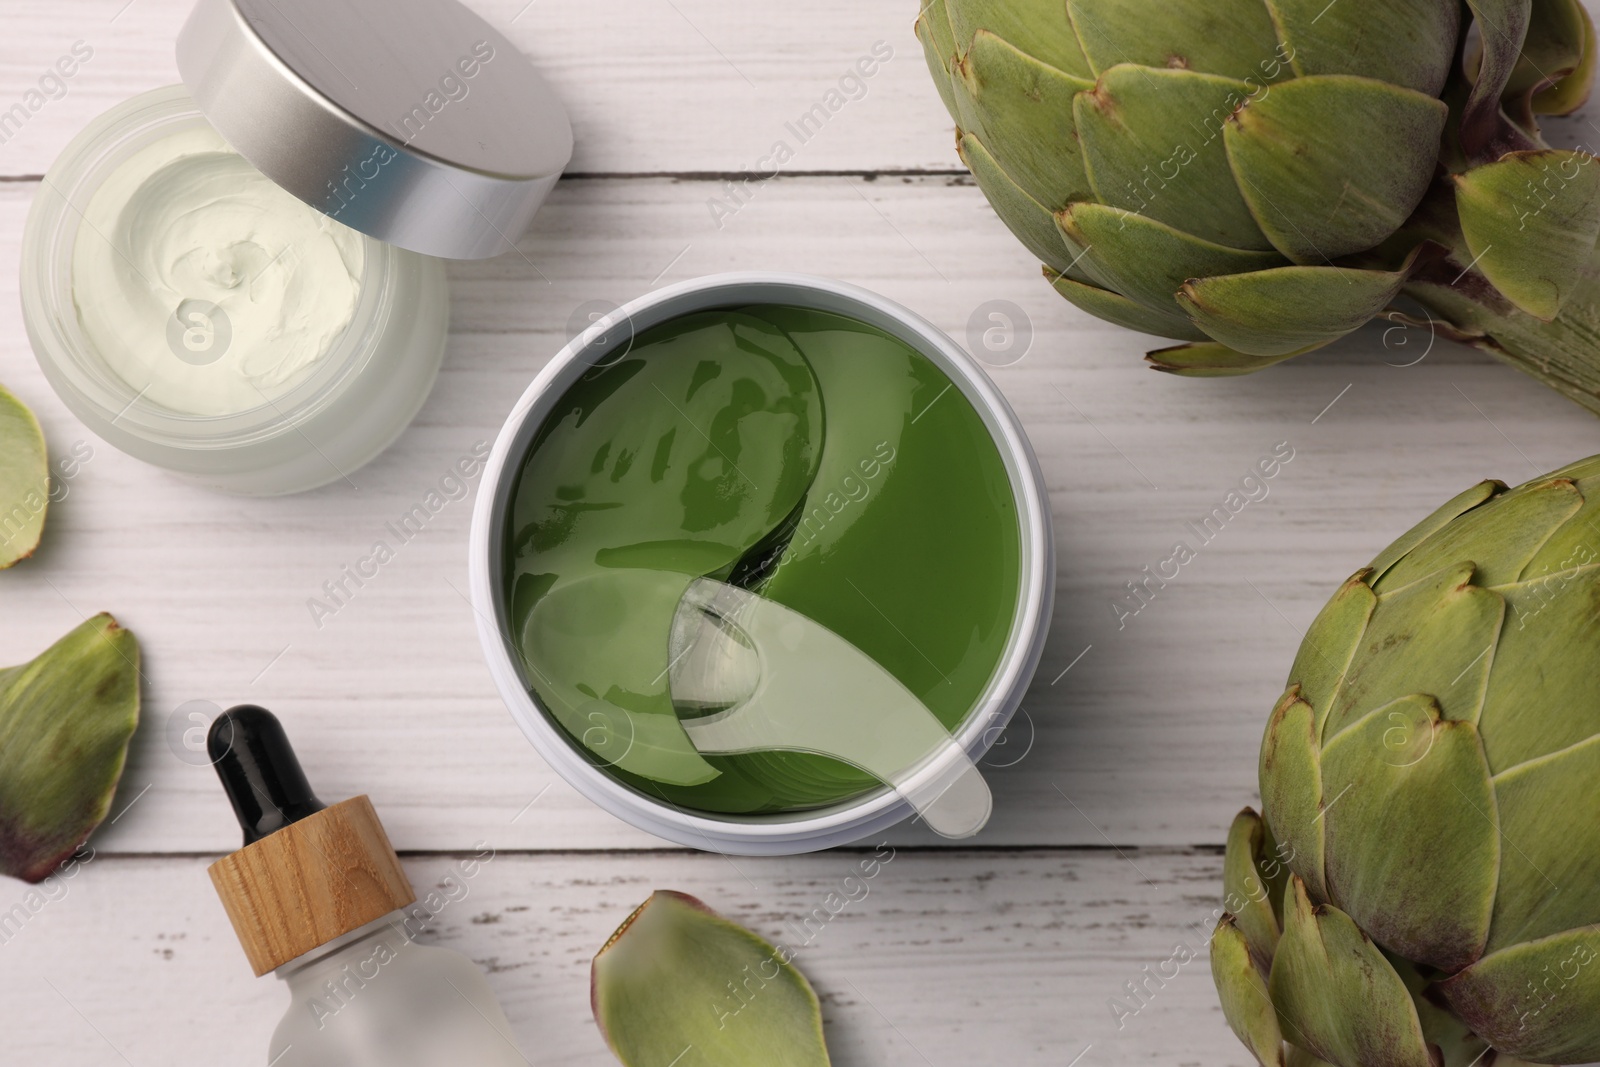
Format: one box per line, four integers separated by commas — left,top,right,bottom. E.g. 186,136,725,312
0,849,1249,1066
1,172,1598,855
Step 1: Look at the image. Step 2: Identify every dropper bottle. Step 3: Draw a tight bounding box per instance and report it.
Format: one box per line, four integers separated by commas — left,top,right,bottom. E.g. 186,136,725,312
206,706,528,1066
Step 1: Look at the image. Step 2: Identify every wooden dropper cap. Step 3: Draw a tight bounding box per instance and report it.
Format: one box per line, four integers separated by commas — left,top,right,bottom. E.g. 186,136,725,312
206,706,415,976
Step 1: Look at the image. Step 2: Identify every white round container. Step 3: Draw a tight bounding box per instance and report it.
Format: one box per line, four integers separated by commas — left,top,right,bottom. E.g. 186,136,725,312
469,273,1054,855
20,86,449,496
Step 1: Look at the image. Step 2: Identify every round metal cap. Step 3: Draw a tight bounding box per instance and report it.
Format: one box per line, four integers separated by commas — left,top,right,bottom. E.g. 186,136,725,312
176,0,573,260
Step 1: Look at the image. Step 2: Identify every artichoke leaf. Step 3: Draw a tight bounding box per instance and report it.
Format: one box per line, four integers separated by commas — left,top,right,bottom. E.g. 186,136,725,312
959,132,1083,279
1324,562,1504,735
1286,571,1377,730
1263,0,1459,96
952,31,1094,211
1496,0,1590,114
1367,480,1503,583
1454,150,1600,321
0,385,48,570
1259,687,1328,903
592,891,831,1067
947,0,1093,79
1144,341,1311,377
0,615,140,883
1211,915,1285,1067
1224,808,1288,969
1074,65,1274,250
1530,0,1596,115
1047,270,1207,341
1438,926,1600,1065
1375,474,1583,592
1066,0,1285,83
1484,732,1600,951
1177,264,1409,358
1267,878,1435,1067
1319,695,1498,973
1223,75,1449,262
1461,0,1541,162
914,5,960,117
1057,202,1285,316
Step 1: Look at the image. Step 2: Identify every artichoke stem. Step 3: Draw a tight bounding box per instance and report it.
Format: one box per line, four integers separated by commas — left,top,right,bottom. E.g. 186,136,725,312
1408,246,1600,417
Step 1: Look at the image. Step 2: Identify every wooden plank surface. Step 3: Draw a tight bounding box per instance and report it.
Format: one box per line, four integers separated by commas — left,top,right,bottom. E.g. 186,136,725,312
0,849,1250,1067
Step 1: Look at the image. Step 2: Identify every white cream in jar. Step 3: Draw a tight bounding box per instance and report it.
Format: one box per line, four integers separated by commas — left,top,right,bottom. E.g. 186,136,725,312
71,125,364,417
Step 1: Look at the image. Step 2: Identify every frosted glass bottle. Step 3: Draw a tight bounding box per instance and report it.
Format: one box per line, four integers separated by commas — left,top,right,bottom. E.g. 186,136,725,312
270,914,527,1066
204,706,531,1067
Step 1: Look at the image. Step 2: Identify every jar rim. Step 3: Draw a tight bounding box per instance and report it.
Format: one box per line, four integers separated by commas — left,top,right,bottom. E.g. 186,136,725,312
20,84,402,450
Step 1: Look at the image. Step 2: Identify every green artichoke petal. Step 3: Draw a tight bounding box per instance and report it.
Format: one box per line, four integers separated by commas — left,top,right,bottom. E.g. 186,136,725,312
1263,0,1459,96
1048,271,1208,340
1284,1047,1338,1067
1267,878,1434,1067
1501,0,1588,110
592,891,832,1067
1224,808,1285,969
1485,733,1600,951
947,0,1093,80
0,615,140,884
958,131,1081,278
1176,264,1407,358
1325,562,1504,736
1320,695,1498,973
1145,340,1313,377
1223,75,1448,262
1260,687,1329,904
1376,475,1584,592
952,31,1094,211
1065,0,1286,83
1461,0,1537,162
1454,150,1600,321
1388,952,1491,1067
1057,201,1286,315
1074,65,1274,250
1520,457,1600,573
1531,0,1596,115
1478,571,1600,771
1368,480,1504,583
1438,926,1600,1064
1211,915,1286,1067
0,385,48,570
1287,571,1377,733
914,3,960,118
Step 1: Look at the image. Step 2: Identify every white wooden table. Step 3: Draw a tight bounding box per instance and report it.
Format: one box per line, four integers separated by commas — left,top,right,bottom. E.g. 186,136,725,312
4,3,1599,1064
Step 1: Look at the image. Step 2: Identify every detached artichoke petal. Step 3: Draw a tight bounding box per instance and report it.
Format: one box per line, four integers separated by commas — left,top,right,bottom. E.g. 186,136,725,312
592,891,831,1067
1263,0,1459,96
1438,927,1600,1064
1145,340,1310,377
1455,150,1600,321
1177,264,1408,358
1267,879,1434,1067
1049,271,1208,341
1320,695,1498,973
0,385,49,570
1211,916,1285,1067
0,615,140,883
1223,75,1448,261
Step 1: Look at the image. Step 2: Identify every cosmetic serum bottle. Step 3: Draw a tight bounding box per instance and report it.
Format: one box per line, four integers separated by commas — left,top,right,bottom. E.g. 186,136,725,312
206,706,528,1066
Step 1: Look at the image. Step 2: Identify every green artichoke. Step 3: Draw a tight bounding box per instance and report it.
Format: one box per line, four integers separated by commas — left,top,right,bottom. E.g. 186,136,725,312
1213,455,1600,1067
915,0,1600,413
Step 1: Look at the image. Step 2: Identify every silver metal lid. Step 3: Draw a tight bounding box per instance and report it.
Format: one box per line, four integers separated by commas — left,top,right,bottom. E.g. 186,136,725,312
176,0,573,260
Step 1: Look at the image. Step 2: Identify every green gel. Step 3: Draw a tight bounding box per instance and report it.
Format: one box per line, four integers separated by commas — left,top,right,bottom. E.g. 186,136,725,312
503,306,1021,814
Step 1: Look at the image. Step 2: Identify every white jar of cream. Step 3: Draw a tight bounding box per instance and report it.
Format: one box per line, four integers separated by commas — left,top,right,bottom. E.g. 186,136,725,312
20,0,572,495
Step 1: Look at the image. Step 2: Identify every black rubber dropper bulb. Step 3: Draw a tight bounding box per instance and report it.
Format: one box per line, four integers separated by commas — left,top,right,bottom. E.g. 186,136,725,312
208,705,326,847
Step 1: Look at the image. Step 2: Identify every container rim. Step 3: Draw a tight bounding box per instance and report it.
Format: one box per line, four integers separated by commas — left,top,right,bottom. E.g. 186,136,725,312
467,272,1054,854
